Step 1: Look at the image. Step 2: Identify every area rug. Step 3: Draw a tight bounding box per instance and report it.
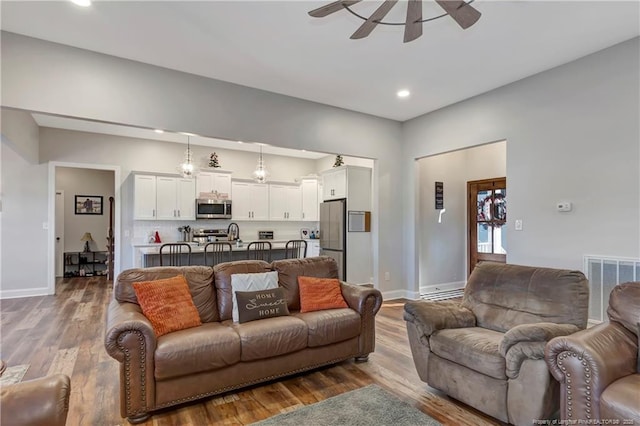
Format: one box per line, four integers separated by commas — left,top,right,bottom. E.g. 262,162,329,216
0,364,29,386
252,385,441,426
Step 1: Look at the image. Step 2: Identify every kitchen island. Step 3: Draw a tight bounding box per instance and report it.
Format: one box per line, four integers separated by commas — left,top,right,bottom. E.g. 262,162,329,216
138,240,291,267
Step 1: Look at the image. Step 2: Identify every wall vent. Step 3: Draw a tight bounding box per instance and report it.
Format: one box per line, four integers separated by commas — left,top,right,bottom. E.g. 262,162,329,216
584,255,640,322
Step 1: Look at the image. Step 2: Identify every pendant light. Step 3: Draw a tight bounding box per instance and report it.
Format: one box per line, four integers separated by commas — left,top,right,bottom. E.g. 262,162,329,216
179,135,197,179
252,144,269,183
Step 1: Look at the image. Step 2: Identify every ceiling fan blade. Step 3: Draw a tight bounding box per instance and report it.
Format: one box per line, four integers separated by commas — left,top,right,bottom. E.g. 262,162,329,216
308,0,363,18
350,0,399,39
436,0,481,29
404,0,423,43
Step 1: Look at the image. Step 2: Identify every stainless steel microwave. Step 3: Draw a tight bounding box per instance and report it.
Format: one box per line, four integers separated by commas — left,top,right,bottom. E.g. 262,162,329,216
196,199,232,219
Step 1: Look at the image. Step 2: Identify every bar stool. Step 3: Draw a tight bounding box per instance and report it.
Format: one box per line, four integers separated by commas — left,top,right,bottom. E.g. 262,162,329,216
159,243,192,266
246,241,272,262
284,239,308,259
204,242,233,266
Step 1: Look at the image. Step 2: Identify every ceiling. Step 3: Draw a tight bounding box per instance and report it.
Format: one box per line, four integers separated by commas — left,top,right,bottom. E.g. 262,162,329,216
1,1,639,122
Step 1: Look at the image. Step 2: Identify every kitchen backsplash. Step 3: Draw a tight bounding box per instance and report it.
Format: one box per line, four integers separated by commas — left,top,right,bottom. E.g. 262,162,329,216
133,220,319,244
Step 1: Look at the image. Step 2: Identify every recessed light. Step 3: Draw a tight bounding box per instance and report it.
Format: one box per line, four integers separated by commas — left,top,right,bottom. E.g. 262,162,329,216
237,141,243,144
154,129,164,134
70,0,91,7
397,90,410,98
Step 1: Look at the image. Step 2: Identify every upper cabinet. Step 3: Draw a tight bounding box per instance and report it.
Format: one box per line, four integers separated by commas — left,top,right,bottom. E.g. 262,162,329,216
301,178,319,221
231,181,269,221
134,174,195,221
196,171,232,198
321,167,347,201
134,175,157,220
321,166,372,210
269,184,302,221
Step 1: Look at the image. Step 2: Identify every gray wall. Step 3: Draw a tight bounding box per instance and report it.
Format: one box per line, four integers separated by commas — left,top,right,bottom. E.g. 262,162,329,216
417,141,506,290
0,109,49,296
2,32,404,296
404,37,640,293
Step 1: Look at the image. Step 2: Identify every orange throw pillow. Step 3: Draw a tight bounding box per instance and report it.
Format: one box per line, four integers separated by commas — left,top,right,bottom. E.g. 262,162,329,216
298,276,348,313
133,275,202,337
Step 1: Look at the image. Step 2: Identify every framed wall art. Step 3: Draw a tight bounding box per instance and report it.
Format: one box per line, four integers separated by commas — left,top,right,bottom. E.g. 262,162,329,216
75,195,103,215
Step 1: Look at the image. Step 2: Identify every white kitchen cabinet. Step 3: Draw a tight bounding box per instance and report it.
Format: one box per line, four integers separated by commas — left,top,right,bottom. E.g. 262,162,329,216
301,178,319,221
142,176,195,221
269,184,302,221
231,181,269,221
196,171,232,198
157,177,196,220
321,167,347,201
306,240,320,257
134,175,157,220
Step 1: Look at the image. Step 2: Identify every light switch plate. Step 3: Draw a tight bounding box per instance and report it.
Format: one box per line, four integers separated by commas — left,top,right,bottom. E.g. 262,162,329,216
515,219,523,231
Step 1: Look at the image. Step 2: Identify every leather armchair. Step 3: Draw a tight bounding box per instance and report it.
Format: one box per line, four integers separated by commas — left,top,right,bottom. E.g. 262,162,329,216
545,281,640,423
0,374,71,426
404,262,589,426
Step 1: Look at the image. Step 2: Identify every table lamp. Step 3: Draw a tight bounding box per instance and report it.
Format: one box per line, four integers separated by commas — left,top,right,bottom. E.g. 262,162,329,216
81,232,94,252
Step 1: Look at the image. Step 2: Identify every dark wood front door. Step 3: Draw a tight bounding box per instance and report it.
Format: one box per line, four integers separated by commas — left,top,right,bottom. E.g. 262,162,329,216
468,177,507,276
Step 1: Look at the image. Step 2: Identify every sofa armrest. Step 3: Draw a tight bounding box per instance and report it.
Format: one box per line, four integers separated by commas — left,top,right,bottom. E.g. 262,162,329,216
104,299,157,419
340,282,382,316
500,322,581,357
0,374,70,426
105,299,157,361
544,322,638,420
403,300,476,338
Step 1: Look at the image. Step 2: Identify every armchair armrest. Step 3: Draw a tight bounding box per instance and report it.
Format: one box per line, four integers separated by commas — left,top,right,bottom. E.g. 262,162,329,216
499,322,581,379
340,282,382,316
403,300,476,338
0,374,70,426
500,322,581,356
544,322,638,421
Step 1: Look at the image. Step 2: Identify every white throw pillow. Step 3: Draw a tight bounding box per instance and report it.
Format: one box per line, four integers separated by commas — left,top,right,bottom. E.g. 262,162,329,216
231,271,279,323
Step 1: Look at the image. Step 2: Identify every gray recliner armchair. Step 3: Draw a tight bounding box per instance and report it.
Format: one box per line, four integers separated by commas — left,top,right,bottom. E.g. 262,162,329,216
404,262,589,426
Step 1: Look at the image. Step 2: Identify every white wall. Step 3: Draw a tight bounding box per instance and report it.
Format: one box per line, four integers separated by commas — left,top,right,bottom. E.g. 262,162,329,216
417,141,506,291
1,32,405,298
55,167,114,252
0,109,49,297
403,37,640,294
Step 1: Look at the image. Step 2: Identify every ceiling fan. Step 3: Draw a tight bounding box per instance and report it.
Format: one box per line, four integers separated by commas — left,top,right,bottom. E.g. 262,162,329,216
308,0,481,43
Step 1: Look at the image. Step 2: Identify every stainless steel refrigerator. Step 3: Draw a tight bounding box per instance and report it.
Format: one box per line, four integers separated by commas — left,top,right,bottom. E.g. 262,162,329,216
319,199,346,280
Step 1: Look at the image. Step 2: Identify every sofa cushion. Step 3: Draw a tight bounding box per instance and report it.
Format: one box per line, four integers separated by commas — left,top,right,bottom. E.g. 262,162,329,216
599,374,640,422
298,277,348,313
133,275,202,337
235,287,289,324
116,266,218,322
230,271,278,322
430,327,506,380
214,261,272,321
294,308,361,347
230,316,308,362
271,257,339,311
154,322,241,380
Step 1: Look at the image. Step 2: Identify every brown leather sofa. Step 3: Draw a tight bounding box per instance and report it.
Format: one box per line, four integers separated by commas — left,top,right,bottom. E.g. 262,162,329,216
0,373,71,426
545,281,640,423
404,262,589,426
105,256,382,423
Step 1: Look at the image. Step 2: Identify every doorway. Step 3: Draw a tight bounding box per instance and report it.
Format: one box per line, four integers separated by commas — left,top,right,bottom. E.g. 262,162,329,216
48,162,120,294
468,177,507,275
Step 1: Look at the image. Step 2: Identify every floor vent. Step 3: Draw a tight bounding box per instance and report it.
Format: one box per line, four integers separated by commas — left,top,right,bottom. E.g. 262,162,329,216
421,289,464,301
584,255,640,322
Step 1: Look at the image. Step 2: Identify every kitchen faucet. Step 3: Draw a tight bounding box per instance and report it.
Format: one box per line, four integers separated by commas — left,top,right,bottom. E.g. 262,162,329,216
227,223,240,241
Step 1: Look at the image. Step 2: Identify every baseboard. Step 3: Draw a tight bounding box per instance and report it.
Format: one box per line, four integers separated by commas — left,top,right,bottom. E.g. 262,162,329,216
382,290,420,300
420,281,465,295
0,287,51,299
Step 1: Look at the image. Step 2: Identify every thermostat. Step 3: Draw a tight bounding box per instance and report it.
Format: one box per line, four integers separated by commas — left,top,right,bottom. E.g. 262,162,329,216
557,202,572,212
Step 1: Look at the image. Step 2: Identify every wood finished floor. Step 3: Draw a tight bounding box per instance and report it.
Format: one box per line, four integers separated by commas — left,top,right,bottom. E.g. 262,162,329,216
0,277,504,426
